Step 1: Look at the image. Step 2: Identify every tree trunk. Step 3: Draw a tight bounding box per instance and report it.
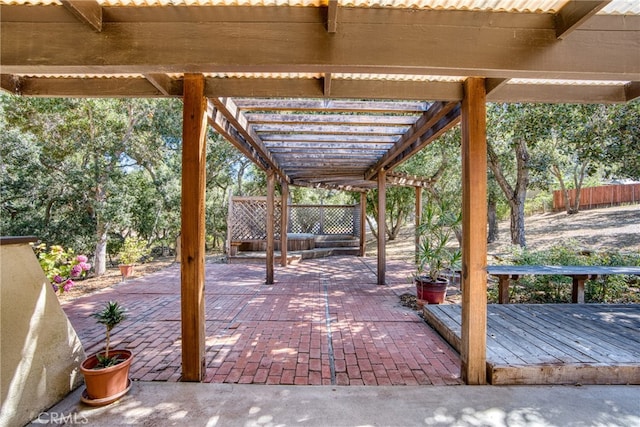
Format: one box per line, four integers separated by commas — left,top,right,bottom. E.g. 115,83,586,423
509,199,526,247
94,221,108,276
551,164,574,214
487,139,529,247
571,162,589,213
487,197,498,243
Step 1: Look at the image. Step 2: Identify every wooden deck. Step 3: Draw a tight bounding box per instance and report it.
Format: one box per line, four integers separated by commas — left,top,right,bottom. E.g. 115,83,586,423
423,304,640,385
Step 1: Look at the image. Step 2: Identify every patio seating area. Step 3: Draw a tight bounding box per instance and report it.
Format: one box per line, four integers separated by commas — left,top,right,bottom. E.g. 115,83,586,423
62,257,462,386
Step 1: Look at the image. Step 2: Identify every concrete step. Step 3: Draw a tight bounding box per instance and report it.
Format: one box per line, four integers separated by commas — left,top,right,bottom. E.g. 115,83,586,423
314,240,359,248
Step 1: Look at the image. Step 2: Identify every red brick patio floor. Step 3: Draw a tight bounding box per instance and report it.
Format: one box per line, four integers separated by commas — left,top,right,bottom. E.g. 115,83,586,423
62,256,462,386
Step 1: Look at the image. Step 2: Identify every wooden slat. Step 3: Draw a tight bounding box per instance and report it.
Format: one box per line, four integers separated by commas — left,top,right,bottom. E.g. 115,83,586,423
364,101,458,179
424,304,640,385
254,124,409,135
554,0,611,39
60,0,102,32
236,99,430,113
245,113,419,126
180,73,207,382
210,97,291,184
261,134,399,143
208,104,270,171
460,77,487,385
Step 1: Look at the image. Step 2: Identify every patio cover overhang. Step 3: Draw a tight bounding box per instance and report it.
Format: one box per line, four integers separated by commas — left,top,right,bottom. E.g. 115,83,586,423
2,0,639,385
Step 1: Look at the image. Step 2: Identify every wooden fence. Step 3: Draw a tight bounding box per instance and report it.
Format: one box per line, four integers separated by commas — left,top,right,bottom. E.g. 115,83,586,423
553,184,640,211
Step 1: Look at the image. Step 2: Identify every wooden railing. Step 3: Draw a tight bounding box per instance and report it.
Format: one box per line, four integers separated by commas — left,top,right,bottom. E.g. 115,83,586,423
553,184,640,211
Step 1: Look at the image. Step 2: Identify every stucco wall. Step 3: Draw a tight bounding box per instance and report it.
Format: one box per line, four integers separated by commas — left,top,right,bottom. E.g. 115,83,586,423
0,241,85,427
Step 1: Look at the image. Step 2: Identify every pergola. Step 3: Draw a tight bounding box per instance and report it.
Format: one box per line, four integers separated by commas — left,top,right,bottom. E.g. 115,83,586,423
2,0,638,385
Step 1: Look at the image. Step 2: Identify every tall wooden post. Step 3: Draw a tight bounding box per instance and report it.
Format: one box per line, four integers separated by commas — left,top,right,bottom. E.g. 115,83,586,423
359,192,367,257
280,181,289,267
181,74,207,382
460,77,488,385
377,171,386,285
415,186,422,265
266,170,275,284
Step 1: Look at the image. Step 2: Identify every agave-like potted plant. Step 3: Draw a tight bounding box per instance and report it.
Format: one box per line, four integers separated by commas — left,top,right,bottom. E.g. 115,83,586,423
80,301,133,406
415,198,462,304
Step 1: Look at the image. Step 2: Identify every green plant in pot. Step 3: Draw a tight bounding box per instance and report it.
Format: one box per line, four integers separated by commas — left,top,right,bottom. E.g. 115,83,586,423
117,236,150,280
80,301,133,406
415,198,462,305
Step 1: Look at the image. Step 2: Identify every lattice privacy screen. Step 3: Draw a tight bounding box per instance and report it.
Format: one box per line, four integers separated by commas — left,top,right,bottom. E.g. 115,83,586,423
229,198,360,241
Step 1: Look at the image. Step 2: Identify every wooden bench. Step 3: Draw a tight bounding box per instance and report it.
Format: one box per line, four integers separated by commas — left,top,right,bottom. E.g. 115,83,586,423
486,265,640,304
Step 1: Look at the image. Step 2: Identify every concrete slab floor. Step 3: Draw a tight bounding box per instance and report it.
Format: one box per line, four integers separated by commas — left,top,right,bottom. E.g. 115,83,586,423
29,382,640,426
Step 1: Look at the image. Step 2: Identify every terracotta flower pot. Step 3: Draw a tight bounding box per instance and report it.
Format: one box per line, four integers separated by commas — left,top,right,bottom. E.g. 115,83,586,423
415,277,448,304
118,264,134,280
80,349,133,402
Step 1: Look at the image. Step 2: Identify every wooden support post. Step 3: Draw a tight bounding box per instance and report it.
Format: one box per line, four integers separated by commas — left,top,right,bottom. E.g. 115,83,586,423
460,77,488,385
280,181,289,267
266,170,275,284
572,275,589,303
377,171,386,285
415,186,422,265
498,275,517,304
359,192,367,257
180,74,207,382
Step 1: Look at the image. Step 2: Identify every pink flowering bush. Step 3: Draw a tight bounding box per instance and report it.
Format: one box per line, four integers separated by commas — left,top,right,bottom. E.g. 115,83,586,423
33,244,92,295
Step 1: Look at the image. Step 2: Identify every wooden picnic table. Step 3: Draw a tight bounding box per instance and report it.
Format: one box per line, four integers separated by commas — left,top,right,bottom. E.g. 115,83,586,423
486,265,640,304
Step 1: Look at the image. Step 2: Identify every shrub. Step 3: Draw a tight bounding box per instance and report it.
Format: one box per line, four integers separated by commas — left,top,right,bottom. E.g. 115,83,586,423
496,241,640,303
33,243,92,295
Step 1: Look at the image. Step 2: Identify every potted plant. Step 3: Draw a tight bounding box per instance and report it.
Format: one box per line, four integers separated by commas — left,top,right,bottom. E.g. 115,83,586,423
80,301,133,406
414,198,462,305
117,236,150,280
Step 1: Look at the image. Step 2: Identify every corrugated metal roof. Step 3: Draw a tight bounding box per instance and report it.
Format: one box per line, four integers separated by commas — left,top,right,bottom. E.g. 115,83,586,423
4,0,638,14
508,79,630,86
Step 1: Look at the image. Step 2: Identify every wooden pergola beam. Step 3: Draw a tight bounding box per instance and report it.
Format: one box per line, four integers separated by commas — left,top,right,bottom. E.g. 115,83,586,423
3,9,638,81
625,82,640,101
60,0,102,32
326,0,338,33
180,74,208,382
144,73,175,96
554,0,611,39
460,77,488,385
210,97,291,184
207,103,270,171
365,101,458,180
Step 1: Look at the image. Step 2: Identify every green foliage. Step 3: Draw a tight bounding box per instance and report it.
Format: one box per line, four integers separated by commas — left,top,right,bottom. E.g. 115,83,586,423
498,242,640,303
92,300,127,332
415,198,462,281
117,236,151,265
92,301,127,366
33,243,91,295
524,192,553,215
